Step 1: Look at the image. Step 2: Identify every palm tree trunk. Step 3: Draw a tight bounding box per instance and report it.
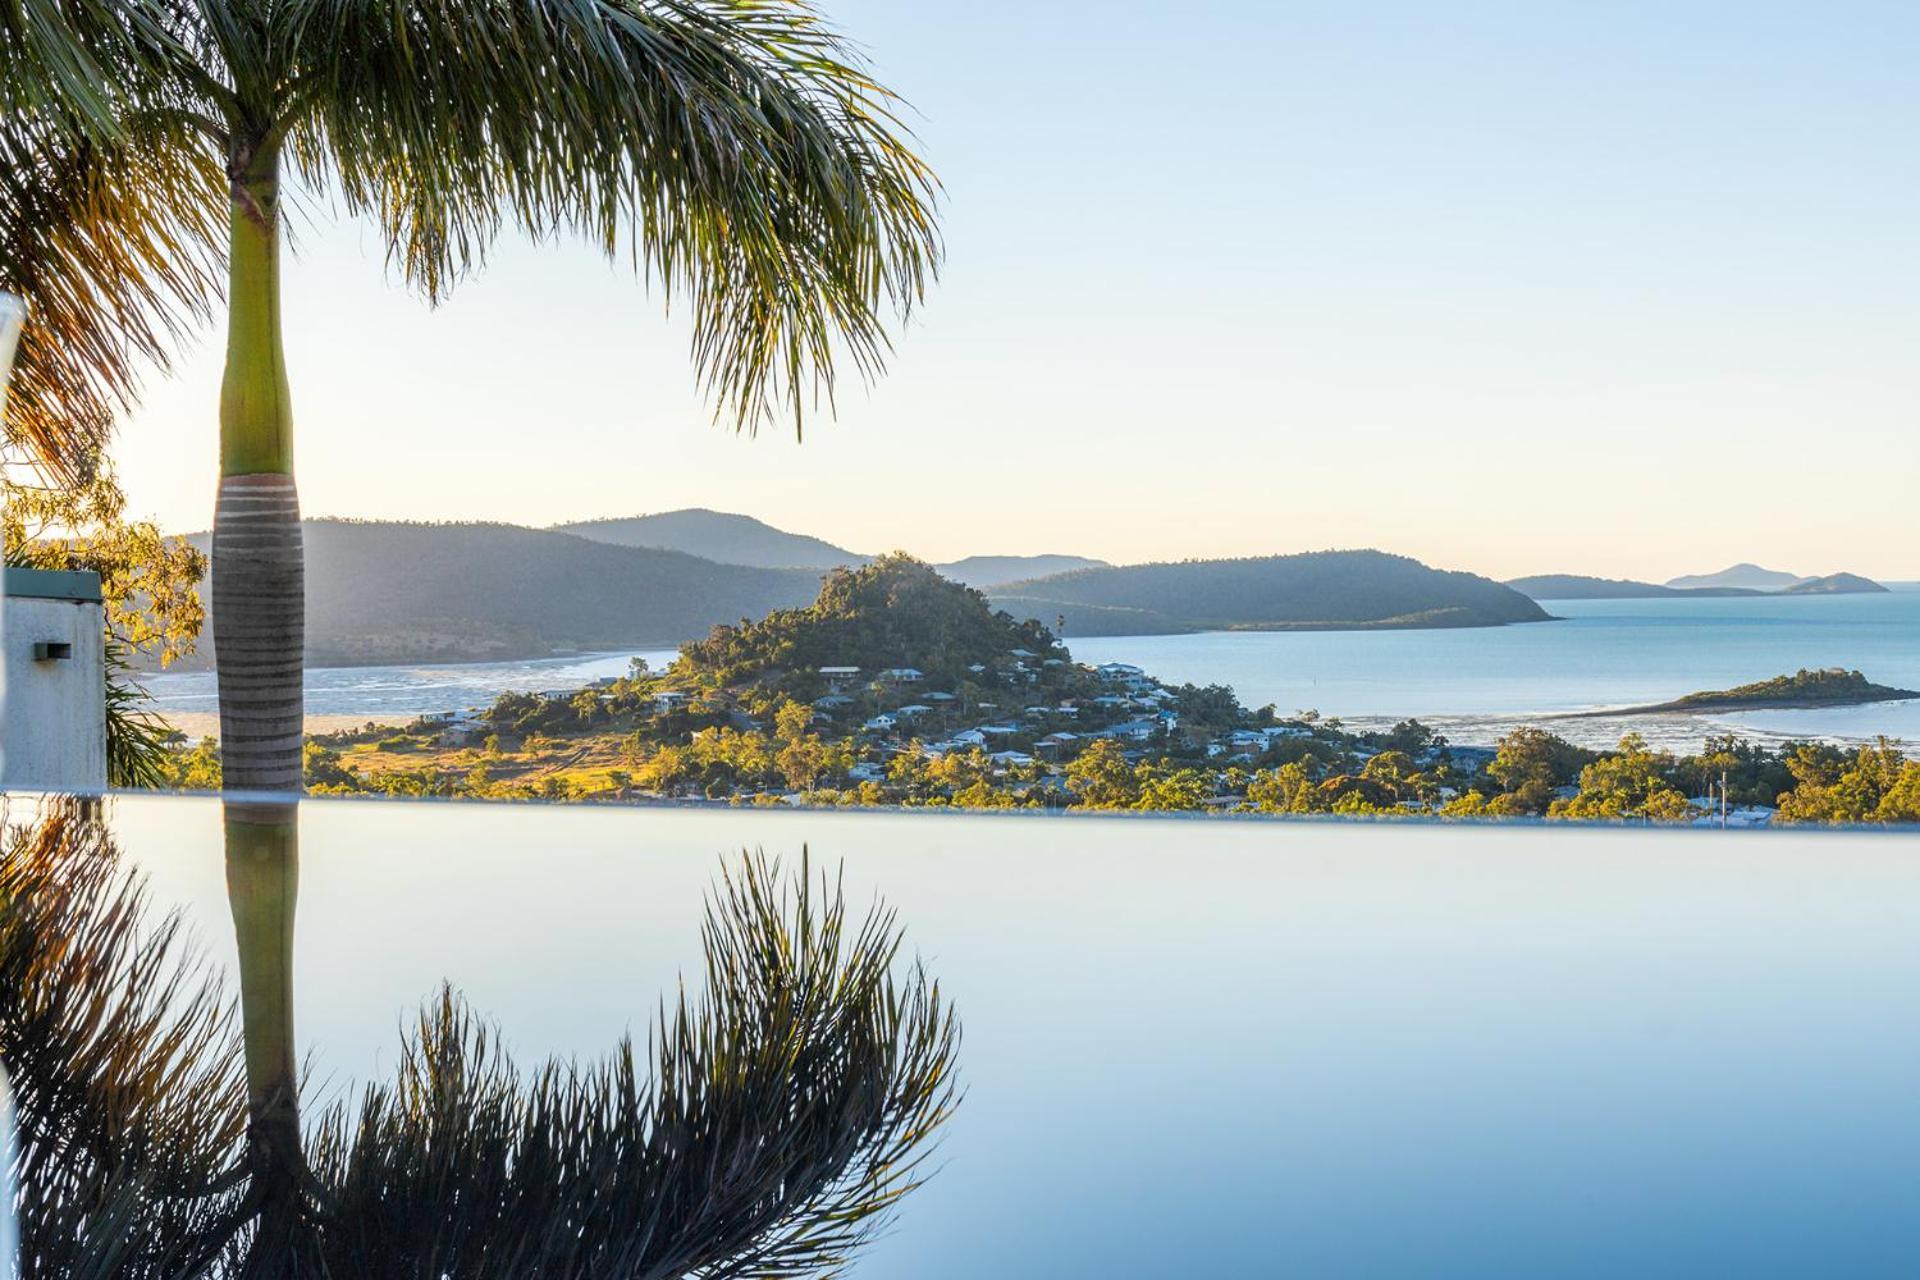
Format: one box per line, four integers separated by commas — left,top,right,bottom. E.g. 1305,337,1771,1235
214,142,304,794
224,800,304,1265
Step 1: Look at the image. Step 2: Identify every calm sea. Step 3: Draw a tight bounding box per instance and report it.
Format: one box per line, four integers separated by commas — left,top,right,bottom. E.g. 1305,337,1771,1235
1072,590,1920,749
145,590,1919,749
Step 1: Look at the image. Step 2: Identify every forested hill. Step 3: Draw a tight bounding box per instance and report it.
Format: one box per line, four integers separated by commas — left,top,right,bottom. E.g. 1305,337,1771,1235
552,508,862,570
679,554,1060,687
935,554,1108,587
553,509,1105,587
991,550,1553,635
177,520,823,667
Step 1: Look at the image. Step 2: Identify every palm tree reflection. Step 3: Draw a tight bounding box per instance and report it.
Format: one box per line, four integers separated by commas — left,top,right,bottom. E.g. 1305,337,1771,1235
2,800,959,1276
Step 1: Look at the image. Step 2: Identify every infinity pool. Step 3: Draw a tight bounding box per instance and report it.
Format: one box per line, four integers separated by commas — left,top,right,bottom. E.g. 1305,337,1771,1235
20,794,1920,1276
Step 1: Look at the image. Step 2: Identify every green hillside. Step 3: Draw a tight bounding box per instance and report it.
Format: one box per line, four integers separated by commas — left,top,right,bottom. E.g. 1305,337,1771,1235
179,520,824,666
680,553,1060,687
554,508,863,569
993,550,1552,635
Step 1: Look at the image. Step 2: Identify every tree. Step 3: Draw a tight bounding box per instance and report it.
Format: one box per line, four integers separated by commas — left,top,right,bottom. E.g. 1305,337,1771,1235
1486,726,1590,815
1776,738,1919,824
4,0,940,791
1549,734,1691,823
1066,740,1140,810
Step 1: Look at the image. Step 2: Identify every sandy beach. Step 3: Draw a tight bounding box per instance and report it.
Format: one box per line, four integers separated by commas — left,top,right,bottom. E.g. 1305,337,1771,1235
161,711,409,742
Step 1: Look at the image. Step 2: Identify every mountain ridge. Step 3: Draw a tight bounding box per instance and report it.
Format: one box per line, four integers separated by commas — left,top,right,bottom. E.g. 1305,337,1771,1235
992,549,1552,635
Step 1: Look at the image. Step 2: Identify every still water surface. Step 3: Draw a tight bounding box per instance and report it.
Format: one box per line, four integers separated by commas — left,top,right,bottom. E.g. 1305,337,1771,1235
110,794,1920,1277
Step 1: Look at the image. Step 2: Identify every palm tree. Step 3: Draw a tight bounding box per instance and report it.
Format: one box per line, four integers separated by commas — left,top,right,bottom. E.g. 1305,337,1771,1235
2,0,939,791
3,805,959,1275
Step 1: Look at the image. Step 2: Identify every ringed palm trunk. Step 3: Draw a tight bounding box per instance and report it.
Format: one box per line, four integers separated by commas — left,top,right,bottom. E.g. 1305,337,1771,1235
214,142,304,794
218,144,310,1265
225,802,305,1266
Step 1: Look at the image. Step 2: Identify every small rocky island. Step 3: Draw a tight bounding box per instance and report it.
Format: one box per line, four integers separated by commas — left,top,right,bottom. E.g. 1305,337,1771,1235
1570,668,1920,718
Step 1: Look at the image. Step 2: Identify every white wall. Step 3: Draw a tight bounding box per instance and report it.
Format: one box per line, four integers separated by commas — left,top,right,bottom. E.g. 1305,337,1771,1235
2,594,107,791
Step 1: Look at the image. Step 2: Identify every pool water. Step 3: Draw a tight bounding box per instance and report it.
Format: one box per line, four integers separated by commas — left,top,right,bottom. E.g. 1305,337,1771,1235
37,795,1920,1275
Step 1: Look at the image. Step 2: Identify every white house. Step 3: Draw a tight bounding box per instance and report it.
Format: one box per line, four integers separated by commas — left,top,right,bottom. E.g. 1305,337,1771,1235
864,714,899,731
876,667,925,684
1096,662,1145,682
950,729,989,748
2,567,106,791
654,690,691,713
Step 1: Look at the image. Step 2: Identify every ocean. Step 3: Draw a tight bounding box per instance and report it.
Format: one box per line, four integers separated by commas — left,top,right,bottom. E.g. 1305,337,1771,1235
145,590,1919,750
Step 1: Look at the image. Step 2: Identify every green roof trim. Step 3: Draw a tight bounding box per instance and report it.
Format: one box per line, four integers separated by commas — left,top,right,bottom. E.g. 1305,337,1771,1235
3,566,104,603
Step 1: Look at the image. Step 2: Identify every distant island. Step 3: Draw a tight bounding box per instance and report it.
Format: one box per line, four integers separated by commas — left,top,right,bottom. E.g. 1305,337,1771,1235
1565,668,1919,718
1665,563,1809,591
1510,568,1891,601
1660,563,1888,594
1782,573,1890,596
1505,574,1761,601
992,550,1551,635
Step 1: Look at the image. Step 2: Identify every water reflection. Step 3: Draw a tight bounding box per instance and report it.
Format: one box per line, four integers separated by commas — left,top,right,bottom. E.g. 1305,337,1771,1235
2,799,958,1276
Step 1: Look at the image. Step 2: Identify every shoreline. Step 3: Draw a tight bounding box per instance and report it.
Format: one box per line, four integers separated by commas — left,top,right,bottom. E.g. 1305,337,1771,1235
1555,690,1920,721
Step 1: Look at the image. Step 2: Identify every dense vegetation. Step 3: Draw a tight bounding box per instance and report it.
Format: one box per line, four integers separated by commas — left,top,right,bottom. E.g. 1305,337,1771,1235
993,550,1552,635
1669,668,1917,711
678,555,1062,688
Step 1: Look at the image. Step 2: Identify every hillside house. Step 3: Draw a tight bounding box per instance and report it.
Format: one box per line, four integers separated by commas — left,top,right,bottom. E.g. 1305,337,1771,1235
876,667,925,684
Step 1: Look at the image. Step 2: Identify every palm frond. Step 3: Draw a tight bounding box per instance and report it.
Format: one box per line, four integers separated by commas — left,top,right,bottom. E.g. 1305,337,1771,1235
0,106,224,480
280,0,941,436
0,0,187,137
0,801,249,1279
307,849,960,1278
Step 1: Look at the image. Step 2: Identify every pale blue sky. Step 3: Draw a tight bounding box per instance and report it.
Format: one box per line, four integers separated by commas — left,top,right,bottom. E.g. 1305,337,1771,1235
115,1,1920,580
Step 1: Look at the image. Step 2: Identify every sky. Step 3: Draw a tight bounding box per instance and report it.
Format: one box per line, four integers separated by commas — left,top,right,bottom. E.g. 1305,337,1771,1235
112,0,1920,582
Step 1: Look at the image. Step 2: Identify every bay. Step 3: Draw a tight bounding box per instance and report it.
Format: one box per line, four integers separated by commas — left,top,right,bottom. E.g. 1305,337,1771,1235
143,592,1920,750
